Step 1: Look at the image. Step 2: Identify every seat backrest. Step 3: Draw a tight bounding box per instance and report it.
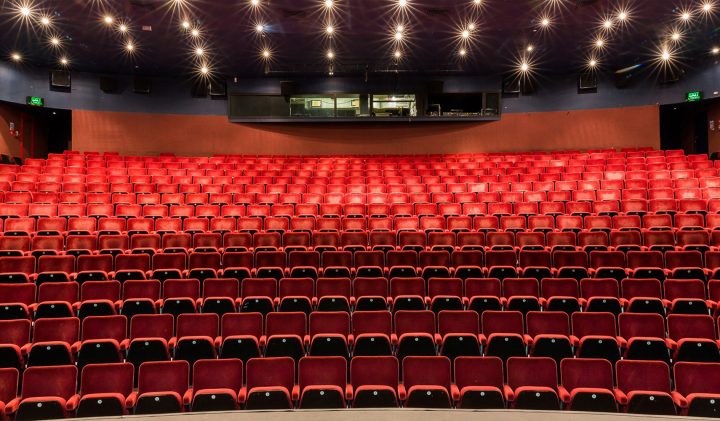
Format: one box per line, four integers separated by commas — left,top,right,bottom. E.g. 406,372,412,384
616,360,671,394
137,360,189,396
560,358,614,393
507,357,558,391
352,311,392,337
674,362,720,396
246,357,295,392
80,362,133,397
129,313,174,340
394,310,435,337
0,283,36,306
298,356,347,393
21,365,77,400
192,359,243,394
162,279,201,300
221,312,263,340
526,311,569,337
350,356,398,391
176,313,219,339
438,310,479,336
482,311,524,336
265,311,307,337
0,368,18,405
402,356,451,393
667,314,716,341
454,356,504,392
309,311,350,337
81,315,127,342
33,317,80,343
571,312,617,338
618,313,666,339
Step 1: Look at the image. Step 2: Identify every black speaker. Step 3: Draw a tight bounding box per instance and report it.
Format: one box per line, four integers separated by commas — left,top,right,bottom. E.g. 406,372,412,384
427,80,444,95
50,70,71,88
100,77,119,93
191,81,209,97
133,77,152,94
578,72,598,91
209,81,227,97
502,77,520,94
280,81,296,97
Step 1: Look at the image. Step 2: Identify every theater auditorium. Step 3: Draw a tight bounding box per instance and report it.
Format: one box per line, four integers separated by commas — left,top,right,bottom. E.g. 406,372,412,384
1,0,720,420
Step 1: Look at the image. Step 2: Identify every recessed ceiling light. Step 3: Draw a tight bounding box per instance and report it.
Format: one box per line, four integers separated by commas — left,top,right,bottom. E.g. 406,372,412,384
671,32,681,41
325,25,334,34
191,28,200,37
324,0,334,8
595,38,605,48
712,47,720,54
255,23,265,32
459,48,467,56
50,37,60,46
540,17,550,27
200,65,209,74
181,20,190,29
250,0,260,6
526,45,534,52
703,2,714,12
327,50,334,59
195,47,204,56
103,15,114,25
473,0,481,4
468,23,476,31
394,50,402,58
520,62,530,72
60,57,68,66
395,31,403,40
119,24,128,32
398,0,407,7
461,29,470,39
262,49,270,58
603,19,613,29
617,11,628,21
19,6,31,17
126,42,135,51
680,10,692,21
661,49,671,61
589,58,597,67
40,16,51,26
11,53,21,62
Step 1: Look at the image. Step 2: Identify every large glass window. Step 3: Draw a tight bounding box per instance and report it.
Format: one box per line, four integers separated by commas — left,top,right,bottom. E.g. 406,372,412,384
289,95,335,117
371,94,417,117
335,95,361,117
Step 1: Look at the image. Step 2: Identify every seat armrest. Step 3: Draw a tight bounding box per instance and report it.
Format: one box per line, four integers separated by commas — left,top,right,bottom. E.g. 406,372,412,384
292,385,299,401
66,394,80,411
451,384,460,402
558,386,571,404
504,385,515,402
398,384,406,401
345,384,353,401
614,388,628,405
238,388,247,404
4,398,19,415
183,389,193,406
125,392,137,409
671,391,688,409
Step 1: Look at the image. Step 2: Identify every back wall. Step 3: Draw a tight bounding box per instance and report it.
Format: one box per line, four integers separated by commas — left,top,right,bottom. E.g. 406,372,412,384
73,105,659,155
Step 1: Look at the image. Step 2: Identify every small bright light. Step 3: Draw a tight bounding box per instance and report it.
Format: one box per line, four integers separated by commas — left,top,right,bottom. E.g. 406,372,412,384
712,47,720,54
255,23,264,32
526,45,534,52
461,30,470,39
589,59,597,67
181,20,190,29
60,57,68,66
50,37,60,46
119,24,128,32
324,0,333,8
703,2,714,12
680,11,692,21
394,50,402,58
250,0,260,6
326,25,334,34
595,38,605,48
541,17,550,27
671,32,681,41
398,0,407,7
262,49,270,58
40,16,50,26
191,28,200,37
195,47,204,56
459,48,467,56
326,50,334,59
103,16,113,25
474,0,481,4
11,53,21,62
468,23,476,31
126,42,135,52
19,6,31,17
396,25,404,33
395,31,403,40
520,62,529,72
603,19,612,28
200,66,209,74
618,11,628,21
661,49,671,61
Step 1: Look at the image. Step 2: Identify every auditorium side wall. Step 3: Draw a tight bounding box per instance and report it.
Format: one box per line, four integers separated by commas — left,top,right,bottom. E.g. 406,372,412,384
72,104,660,156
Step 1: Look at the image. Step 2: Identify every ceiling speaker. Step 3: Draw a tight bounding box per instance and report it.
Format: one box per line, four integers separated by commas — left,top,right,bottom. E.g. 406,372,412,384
133,77,152,94
209,81,227,97
578,72,598,91
50,70,71,89
100,77,119,93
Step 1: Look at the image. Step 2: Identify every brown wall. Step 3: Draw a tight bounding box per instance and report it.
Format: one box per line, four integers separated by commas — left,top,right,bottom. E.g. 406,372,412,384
72,105,661,156
0,102,25,158
708,101,720,155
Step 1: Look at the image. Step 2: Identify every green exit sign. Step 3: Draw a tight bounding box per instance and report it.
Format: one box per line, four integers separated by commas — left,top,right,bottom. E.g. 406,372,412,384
687,91,703,102
26,96,44,107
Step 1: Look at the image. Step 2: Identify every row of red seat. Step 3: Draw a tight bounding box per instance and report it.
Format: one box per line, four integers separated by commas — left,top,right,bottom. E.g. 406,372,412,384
1,311,718,371
4,357,717,417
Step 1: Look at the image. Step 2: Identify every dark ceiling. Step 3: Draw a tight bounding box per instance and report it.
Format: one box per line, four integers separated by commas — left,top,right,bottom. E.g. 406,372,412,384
1,0,719,79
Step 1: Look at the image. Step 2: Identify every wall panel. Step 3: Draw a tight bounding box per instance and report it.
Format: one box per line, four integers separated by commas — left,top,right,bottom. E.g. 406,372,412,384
73,105,660,156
